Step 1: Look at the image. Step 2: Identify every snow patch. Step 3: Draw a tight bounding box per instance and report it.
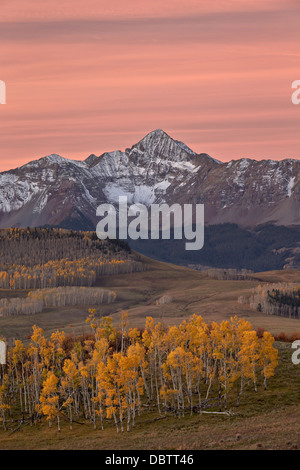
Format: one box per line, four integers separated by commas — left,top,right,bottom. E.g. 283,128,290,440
154,180,171,191
103,183,157,206
287,176,296,197
171,161,196,171
32,192,49,213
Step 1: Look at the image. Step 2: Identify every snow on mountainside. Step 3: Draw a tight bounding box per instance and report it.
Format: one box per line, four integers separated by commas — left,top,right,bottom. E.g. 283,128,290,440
0,129,299,229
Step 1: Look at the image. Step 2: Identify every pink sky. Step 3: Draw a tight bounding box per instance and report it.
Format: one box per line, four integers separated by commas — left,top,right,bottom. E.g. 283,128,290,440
1,0,300,171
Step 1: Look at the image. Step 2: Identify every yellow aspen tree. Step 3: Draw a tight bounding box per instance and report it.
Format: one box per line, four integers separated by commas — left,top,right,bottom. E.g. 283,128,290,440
0,374,10,430
238,330,260,393
129,337,150,404
217,320,237,410
99,316,116,344
61,359,79,429
142,317,156,406
90,337,110,429
94,361,109,430
78,361,92,420
229,316,255,406
259,332,278,390
49,330,66,371
119,310,128,354
128,327,141,346
121,344,145,429
39,370,61,431
11,340,27,413
28,326,49,419
162,346,194,417
186,315,209,412
105,355,124,432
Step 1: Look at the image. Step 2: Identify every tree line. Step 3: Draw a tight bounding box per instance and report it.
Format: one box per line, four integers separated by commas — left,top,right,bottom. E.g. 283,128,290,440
0,287,117,317
0,258,146,290
192,267,255,281
0,228,146,290
0,228,132,266
240,283,300,319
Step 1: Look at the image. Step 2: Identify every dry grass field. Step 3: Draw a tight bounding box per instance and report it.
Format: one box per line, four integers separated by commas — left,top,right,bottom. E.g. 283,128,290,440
0,255,299,341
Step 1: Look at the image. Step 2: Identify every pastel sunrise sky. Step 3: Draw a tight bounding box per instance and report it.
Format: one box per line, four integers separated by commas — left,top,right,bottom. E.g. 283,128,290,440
1,0,300,171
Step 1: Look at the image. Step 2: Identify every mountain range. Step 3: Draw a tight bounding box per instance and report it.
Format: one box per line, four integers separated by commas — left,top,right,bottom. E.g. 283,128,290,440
0,129,299,230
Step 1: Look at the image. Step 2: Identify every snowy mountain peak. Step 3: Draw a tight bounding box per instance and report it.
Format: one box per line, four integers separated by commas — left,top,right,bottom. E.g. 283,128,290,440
0,130,299,229
144,128,169,139
44,154,66,163
39,154,86,168
130,129,173,150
